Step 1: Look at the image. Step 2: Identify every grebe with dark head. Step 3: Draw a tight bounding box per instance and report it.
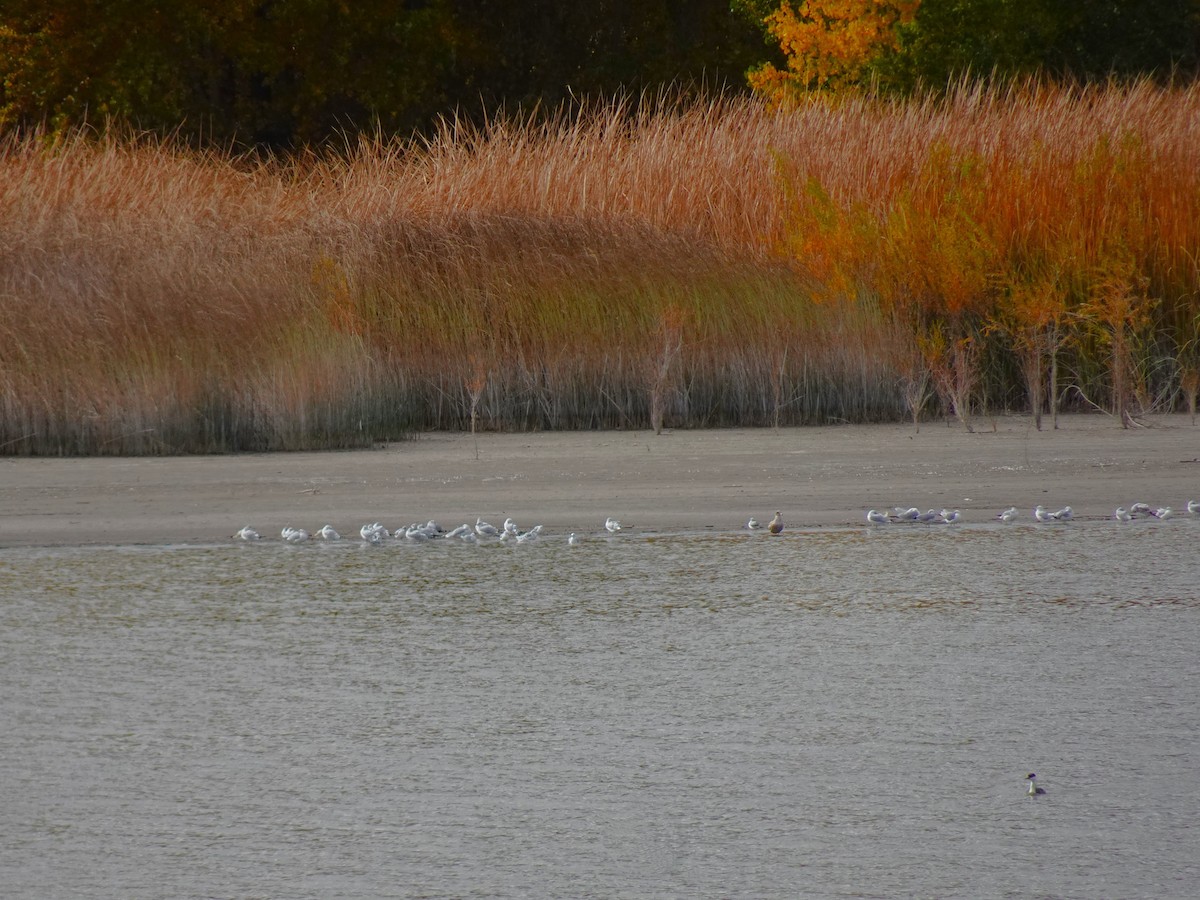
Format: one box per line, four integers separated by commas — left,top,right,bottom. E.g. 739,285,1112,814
1026,773,1047,797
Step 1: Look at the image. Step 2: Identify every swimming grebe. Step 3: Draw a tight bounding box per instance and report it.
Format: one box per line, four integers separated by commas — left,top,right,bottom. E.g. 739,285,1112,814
1026,773,1047,797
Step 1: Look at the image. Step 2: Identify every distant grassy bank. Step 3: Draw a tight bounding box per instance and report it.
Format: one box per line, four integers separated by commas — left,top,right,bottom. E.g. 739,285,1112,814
2,84,1198,454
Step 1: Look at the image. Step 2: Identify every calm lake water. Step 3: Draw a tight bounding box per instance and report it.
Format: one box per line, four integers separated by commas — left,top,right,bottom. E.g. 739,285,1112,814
3,520,1199,898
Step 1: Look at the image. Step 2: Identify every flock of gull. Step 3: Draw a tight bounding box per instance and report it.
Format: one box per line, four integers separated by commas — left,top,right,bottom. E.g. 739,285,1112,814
234,516,623,545
234,498,1198,545
864,498,1200,526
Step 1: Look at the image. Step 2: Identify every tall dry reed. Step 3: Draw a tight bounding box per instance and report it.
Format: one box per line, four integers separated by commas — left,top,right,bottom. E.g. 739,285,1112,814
2,84,1198,453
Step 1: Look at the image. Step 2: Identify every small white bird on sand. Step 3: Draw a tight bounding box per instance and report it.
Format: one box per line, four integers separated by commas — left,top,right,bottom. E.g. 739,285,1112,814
893,507,920,520
516,525,543,543
416,521,442,539
1034,505,1055,523
915,509,939,523
282,526,309,543
997,507,1019,523
235,526,261,541
404,524,432,541
360,522,388,543
1026,773,1047,797
1052,506,1073,521
568,532,580,546
938,508,961,524
1130,502,1153,516
316,524,340,540
503,517,519,536
605,517,622,534
768,511,783,534
866,509,890,525
1114,507,1132,523
747,517,761,530
1187,499,1200,515
476,517,500,538
1152,506,1174,520
444,523,471,539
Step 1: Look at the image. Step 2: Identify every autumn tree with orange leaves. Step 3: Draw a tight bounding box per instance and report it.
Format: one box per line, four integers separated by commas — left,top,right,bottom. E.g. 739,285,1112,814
748,0,921,101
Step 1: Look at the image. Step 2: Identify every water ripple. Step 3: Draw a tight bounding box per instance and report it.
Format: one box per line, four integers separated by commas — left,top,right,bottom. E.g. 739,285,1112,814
2,522,1199,898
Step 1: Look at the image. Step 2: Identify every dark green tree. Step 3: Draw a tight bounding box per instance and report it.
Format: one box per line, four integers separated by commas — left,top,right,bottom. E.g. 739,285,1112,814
2,0,771,147
433,0,773,120
876,0,1200,91
0,1,460,145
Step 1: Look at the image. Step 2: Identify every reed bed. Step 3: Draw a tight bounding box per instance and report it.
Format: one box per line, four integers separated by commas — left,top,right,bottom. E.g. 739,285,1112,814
2,84,1198,454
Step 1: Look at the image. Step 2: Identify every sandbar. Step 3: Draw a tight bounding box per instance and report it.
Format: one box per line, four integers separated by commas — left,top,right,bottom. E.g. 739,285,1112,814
2,414,1198,547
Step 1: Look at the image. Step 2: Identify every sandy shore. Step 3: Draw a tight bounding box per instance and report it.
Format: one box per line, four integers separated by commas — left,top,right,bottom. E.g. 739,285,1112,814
2,413,1198,547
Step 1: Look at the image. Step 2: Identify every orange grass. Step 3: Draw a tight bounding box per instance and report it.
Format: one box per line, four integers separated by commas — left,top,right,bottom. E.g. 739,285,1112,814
2,84,1198,453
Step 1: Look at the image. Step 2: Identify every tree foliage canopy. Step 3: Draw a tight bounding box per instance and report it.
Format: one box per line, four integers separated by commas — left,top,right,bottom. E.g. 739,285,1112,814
3,1,1200,147
746,0,1200,103
746,1,919,99
0,0,770,147
886,0,1200,90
